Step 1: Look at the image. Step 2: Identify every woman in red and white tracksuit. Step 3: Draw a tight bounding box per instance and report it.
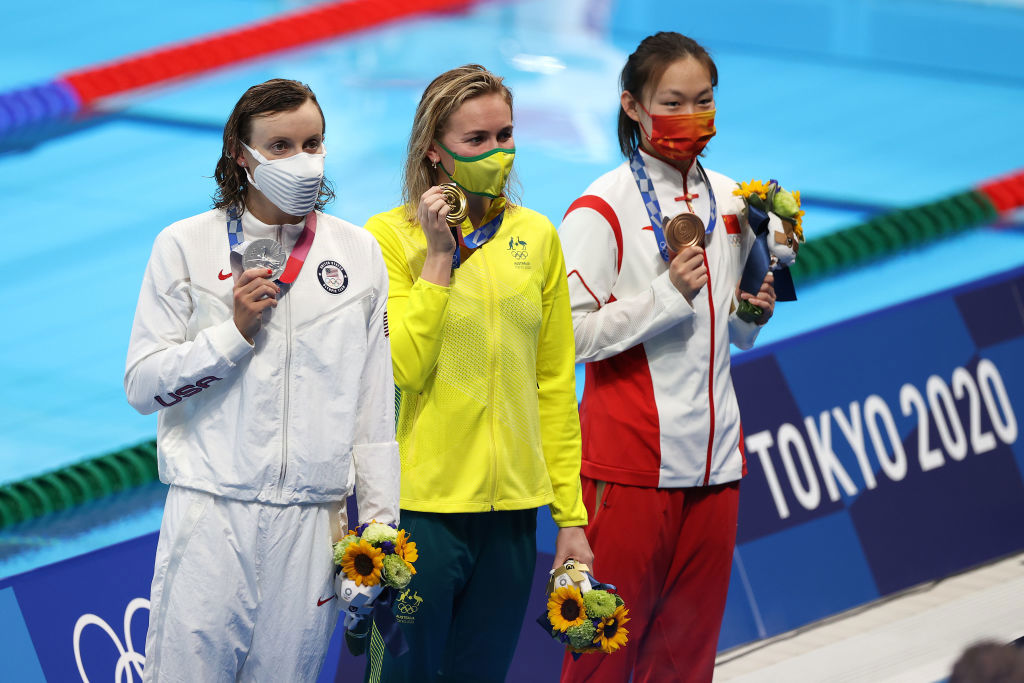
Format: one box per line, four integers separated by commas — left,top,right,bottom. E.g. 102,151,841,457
558,32,777,683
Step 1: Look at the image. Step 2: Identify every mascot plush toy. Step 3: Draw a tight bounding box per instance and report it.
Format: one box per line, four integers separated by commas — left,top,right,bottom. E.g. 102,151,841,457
733,180,805,322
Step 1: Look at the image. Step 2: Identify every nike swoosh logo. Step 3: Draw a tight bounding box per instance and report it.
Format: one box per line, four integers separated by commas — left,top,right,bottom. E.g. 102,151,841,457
317,594,337,607
218,270,232,280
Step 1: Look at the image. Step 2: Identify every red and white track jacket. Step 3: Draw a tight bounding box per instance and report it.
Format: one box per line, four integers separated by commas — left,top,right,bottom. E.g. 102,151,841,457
560,150,760,488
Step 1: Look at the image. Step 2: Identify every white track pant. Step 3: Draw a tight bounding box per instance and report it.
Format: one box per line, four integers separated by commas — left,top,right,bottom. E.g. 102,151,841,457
142,485,345,682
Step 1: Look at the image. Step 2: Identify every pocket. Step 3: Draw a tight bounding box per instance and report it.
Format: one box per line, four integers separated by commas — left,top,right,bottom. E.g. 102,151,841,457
146,489,211,678
584,479,612,521
186,286,231,341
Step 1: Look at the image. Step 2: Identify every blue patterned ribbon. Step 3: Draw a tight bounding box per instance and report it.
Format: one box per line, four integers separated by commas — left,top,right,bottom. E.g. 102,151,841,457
371,589,408,658
226,205,244,249
452,209,505,269
628,148,717,263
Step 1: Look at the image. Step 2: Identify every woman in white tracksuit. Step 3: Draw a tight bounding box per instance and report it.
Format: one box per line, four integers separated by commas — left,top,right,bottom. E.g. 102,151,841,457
125,79,400,682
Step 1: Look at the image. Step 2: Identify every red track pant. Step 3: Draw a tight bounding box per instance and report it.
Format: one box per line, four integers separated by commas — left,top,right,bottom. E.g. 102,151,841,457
560,476,740,683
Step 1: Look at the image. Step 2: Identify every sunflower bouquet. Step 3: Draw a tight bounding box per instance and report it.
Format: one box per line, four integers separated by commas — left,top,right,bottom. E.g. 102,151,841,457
537,560,630,656
332,520,418,655
733,179,805,243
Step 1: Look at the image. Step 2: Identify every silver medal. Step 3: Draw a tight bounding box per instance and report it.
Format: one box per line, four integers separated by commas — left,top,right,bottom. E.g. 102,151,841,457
243,239,287,280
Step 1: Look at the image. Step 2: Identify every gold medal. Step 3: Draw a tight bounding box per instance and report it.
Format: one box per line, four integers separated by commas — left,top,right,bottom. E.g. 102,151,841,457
663,213,705,252
440,183,468,226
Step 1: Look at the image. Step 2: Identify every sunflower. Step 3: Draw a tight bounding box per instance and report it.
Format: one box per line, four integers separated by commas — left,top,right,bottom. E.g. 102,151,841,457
547,586,587,631
792,209,805,241
394,529,418,574
341,539,384,587
789,190,805,240
733,179,771,201
593,604,630,653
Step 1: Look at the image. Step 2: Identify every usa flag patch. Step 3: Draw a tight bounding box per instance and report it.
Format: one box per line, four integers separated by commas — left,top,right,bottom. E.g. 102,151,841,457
383,310,389,338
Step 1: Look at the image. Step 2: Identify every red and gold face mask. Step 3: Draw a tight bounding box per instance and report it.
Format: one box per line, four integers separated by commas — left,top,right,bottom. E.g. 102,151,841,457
638,103,716,161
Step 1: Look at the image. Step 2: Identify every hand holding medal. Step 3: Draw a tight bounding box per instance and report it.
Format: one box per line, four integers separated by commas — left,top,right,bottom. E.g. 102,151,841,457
664,213,705,253
242,239,287,280
233,267,280,343
226,209,316,343
417,185,462,256
664,213,708,305
440,183,468,227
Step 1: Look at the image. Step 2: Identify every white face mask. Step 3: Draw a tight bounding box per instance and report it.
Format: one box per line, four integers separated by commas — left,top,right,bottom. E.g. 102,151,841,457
241,141,326,217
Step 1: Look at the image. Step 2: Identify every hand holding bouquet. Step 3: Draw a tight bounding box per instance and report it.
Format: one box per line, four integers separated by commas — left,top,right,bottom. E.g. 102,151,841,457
332,520,418,656
733,179,806,322
538,560,631,656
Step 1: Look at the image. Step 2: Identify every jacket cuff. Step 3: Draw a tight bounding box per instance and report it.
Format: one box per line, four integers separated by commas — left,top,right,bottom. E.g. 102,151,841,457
730,310,761,350
207,319,255,364
553,513,590,528
652,270,696,320
353,441,401,525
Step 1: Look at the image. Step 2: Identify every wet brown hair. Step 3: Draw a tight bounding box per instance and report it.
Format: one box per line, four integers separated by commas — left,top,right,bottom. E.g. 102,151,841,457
213,78,334,212
618,32,718,158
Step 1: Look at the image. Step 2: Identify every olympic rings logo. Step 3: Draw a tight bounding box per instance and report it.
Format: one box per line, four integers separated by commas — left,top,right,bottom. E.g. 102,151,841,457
396,601,419,614
73,598,149,682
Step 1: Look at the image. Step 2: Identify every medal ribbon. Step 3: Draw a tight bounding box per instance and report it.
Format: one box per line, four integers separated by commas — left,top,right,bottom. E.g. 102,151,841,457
451,207,505,269
628,148,717,263
226,206,317,283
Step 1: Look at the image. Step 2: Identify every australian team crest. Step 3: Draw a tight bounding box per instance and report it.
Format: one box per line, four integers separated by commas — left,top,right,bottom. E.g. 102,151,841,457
508,235,530,269
317,260,348,294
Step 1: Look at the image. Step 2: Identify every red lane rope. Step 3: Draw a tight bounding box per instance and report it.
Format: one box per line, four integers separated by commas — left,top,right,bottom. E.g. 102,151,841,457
61,0,475,104
977,170,1024,213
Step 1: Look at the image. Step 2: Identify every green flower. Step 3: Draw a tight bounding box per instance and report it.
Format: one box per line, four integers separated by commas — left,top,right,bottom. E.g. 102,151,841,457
333,534,358,565
362,522,399,545
582,590,617,619
566,621,598,650
772,189,799,218
382,553,412,589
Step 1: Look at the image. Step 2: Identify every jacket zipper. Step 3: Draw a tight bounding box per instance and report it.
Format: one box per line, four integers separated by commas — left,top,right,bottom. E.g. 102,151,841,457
682,166,717,486
277,224,292,500
702,240,716,485
482,249,499,511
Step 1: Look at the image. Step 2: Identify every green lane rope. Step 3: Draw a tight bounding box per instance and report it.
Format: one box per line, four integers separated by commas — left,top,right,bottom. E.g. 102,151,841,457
0,439,159,531
791,189,999,282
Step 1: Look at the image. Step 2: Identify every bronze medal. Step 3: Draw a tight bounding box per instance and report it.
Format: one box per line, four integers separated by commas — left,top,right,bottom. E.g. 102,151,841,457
664,213,705,252
440,183,468,226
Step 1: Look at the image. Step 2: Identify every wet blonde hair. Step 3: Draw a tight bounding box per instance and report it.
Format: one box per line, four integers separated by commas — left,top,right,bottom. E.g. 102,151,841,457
402,64,519,220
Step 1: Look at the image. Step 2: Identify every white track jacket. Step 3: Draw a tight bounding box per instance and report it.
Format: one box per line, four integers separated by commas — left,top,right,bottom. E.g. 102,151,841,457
125,208,399,517
560,150,761,489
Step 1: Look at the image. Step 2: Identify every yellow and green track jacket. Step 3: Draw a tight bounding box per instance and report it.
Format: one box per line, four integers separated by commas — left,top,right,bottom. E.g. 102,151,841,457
365,201,587,527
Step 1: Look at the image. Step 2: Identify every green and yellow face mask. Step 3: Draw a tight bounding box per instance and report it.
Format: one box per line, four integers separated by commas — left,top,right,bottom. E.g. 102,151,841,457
436,141,515,198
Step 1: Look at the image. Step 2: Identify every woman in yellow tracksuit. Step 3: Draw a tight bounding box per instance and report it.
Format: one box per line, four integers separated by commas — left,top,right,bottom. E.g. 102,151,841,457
363,64,592,683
